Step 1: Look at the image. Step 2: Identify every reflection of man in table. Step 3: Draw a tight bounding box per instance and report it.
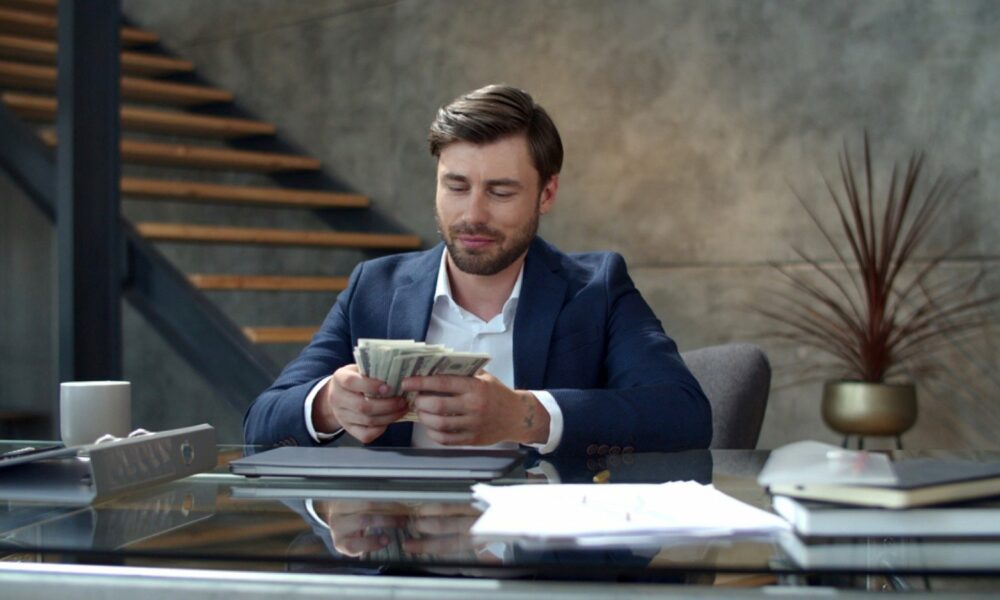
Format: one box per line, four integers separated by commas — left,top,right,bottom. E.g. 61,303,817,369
284,451,715,577
245,84,712,454
309,499,485,561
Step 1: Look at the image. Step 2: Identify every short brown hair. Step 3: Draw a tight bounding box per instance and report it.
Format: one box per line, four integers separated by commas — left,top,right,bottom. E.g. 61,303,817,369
428,85,563,185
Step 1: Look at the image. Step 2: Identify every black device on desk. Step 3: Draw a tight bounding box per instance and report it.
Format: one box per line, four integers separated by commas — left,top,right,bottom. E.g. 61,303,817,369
230,446,526,480
0,444,75,469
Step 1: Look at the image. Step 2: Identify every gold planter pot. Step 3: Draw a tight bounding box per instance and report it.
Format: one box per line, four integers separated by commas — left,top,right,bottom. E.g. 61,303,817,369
821,381,917,437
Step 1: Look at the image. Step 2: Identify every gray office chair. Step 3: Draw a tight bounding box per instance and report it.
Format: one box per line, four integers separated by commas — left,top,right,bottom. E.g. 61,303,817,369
680,343,771,449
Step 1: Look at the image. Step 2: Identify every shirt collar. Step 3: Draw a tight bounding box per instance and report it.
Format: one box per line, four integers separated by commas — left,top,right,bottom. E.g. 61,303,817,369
434,249,524,323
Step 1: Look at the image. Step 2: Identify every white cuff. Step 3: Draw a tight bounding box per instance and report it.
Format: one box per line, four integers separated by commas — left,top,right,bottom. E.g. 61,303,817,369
526,460,562,483
304,499,330,530
304,375,342,443
523,390,563,454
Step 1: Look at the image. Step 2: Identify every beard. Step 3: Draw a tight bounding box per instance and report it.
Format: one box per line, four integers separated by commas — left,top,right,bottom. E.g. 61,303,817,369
437,209,539,276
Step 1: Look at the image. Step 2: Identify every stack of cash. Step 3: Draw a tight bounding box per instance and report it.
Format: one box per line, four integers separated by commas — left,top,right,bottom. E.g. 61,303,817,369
353,339,490,422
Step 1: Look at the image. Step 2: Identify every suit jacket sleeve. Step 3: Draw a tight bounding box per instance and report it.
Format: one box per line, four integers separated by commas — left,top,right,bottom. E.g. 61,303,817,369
243,263,364,447
545,253,712,454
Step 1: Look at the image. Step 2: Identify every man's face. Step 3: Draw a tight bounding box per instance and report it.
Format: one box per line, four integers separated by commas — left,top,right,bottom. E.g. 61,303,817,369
435,135,558,276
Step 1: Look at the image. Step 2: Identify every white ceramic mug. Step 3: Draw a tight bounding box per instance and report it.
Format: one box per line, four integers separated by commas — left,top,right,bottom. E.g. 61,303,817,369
59,381,132,447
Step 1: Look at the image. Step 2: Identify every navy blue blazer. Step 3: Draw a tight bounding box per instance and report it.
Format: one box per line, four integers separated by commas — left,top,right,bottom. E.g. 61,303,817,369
244,237,712,454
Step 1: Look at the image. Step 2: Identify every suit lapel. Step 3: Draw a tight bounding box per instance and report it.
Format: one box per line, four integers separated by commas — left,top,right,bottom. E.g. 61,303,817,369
384,246,441,448
387,245,441,341
513,239,566,389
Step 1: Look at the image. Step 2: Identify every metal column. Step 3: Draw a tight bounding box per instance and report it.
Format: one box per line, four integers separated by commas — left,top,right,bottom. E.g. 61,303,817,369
56,0,123,383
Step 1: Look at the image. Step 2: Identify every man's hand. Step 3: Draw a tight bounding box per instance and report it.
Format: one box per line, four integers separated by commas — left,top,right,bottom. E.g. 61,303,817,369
316,501,490,561
401,503,485,558
312,364,409,444
400,372,550,446
317,500,406,557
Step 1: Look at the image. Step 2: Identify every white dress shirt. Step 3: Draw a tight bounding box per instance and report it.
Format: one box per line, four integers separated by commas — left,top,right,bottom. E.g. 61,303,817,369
303,251,564,454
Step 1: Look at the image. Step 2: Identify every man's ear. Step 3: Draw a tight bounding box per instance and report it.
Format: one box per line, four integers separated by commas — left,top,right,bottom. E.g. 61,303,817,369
539,174,559,215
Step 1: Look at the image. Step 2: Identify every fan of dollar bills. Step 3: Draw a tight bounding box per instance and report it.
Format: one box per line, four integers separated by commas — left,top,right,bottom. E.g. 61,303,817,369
353,339,490,422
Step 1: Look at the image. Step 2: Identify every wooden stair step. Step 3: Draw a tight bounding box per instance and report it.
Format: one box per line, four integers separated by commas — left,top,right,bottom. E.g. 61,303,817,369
0,7,158,46
0,60,232,105
122,177,368,209
0,0,56,13
125,75,232,106
136,222,423,250
243,326,319,344
0,33,194,76
40,131,320,171
190,274,349,292
4,92,274,137
121,52,193,77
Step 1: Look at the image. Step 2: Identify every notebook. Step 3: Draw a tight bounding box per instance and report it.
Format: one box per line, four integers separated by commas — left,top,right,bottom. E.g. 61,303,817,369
768,458,1000,509
759,441,1000,509
777,531,1000,570
229,446,526,480
772,494,1000,538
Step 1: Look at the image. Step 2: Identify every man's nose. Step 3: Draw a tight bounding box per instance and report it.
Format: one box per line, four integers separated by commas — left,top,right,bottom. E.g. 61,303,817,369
464,190,490,223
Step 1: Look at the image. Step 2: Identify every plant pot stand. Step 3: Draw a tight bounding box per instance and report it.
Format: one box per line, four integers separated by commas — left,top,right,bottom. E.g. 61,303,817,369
839,434,904,450
822,381,917,451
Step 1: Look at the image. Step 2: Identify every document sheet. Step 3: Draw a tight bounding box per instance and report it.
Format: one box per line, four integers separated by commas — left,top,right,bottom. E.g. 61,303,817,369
470,481,789,545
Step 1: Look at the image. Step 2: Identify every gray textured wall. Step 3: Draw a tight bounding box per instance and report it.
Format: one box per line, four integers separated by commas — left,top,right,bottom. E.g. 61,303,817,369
3,0,997,447
0,172,57,438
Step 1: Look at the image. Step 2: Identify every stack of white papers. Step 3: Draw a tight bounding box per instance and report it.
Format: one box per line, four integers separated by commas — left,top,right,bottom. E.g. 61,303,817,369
471,481,789,546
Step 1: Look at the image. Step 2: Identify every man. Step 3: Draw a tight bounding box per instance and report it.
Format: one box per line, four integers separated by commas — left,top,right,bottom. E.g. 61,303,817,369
244,84,712,455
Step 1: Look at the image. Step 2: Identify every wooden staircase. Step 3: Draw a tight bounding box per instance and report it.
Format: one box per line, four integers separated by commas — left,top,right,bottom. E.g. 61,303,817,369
0,0,420,348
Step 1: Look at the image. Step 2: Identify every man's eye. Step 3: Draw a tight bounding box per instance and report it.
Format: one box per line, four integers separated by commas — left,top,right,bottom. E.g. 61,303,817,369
447,186,469,193
491,190,515,198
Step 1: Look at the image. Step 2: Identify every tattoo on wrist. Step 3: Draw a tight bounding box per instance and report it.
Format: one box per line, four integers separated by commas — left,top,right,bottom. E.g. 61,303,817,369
522,394,535,429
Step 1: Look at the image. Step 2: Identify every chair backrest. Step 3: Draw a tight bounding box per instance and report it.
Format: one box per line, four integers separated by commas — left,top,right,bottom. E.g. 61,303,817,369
680,343,771,449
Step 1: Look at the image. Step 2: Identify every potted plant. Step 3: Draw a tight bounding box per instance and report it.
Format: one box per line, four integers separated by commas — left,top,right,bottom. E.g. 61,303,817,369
760,133,995,447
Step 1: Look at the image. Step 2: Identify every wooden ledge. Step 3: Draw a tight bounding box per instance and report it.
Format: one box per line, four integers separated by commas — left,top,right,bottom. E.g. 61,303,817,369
5,92,273,137
136,222,422,250
40,131,320,172
189,274,349,292
0,7,158,46
0,60,232,105
121,178,367,209
242,326,319,344
0,33,193,75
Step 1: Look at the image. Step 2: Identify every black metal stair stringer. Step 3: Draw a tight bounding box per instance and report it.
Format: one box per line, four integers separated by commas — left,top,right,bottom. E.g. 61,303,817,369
0,99,56,221
123,222,280,408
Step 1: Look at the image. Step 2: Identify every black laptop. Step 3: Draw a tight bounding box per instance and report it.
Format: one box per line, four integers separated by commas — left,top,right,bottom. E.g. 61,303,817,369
229,446,526,480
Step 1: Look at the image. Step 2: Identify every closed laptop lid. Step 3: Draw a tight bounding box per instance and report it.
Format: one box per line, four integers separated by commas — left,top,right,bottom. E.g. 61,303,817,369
229,446,526,480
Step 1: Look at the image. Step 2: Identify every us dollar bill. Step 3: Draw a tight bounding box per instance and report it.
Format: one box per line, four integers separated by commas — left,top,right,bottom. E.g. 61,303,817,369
352,339,489,422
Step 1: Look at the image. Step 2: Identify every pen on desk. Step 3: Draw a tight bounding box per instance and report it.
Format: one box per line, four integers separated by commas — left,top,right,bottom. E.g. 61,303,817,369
592,469,611,484
0,444,64,460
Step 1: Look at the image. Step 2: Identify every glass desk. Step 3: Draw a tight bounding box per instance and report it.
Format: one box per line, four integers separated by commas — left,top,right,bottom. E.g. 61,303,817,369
1,443,999,598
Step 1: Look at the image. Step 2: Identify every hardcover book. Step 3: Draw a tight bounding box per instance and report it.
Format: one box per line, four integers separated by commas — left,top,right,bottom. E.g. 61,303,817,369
772,495,1000,538
759,441,1000,509
768,458,1000,509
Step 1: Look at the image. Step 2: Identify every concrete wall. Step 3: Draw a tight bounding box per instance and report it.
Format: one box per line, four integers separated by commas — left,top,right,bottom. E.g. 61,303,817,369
4,0,996,447
0,172,56,438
